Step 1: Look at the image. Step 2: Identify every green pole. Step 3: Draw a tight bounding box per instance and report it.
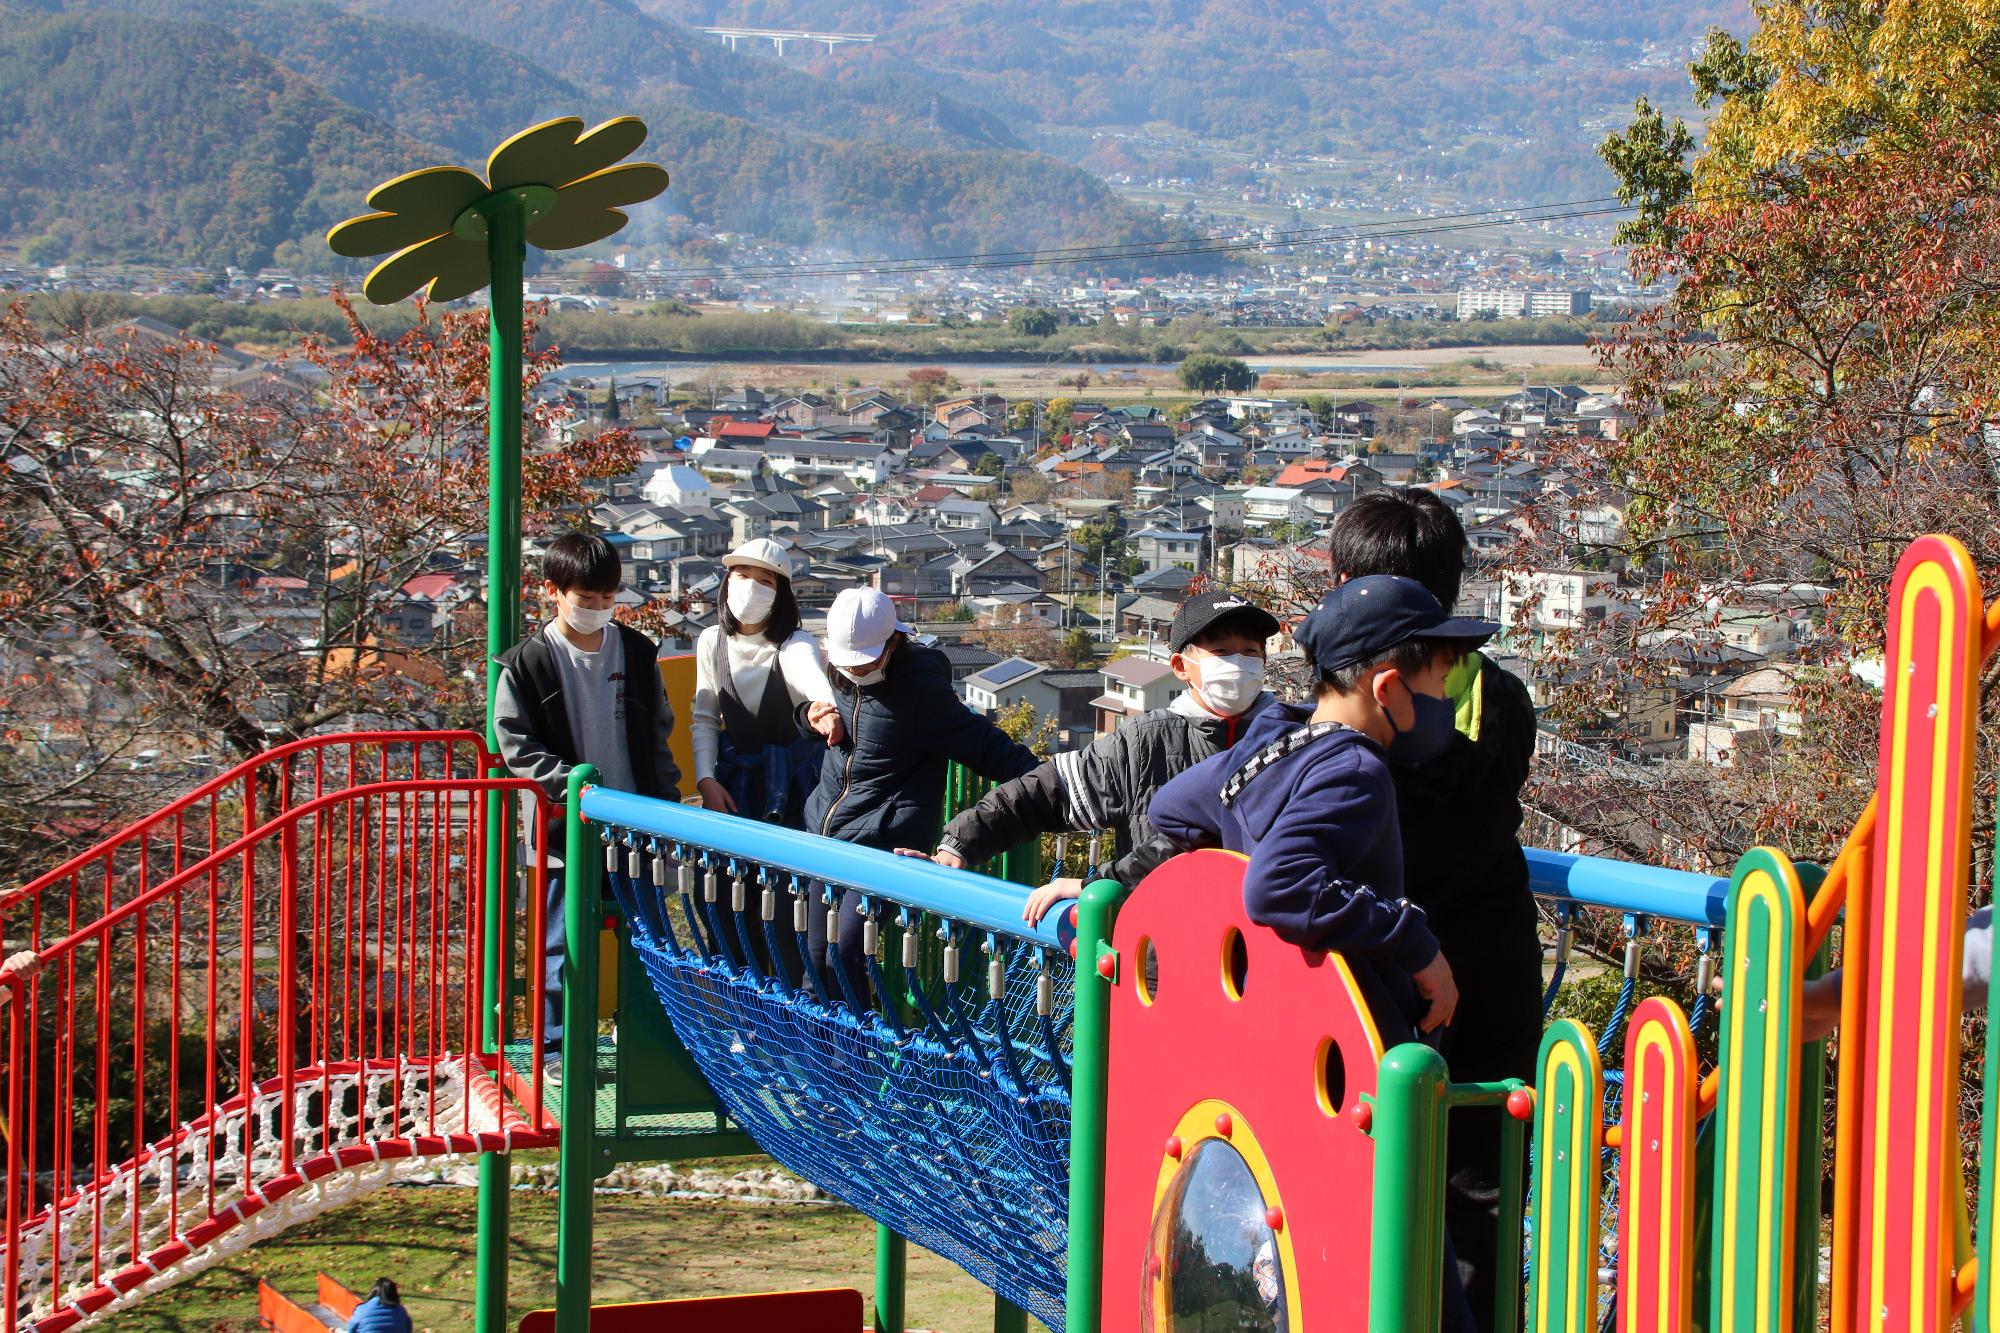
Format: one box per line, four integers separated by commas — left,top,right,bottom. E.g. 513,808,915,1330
1492,1100,1527,1333
874,1225,906,1333
474,193,527,1333
1367,1043,1452,1333
555,764,601,1333
1064,878,1123,1333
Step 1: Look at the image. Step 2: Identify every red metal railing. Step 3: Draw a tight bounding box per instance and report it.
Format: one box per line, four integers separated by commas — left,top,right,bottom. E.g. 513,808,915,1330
0,733,497,968
0,743,558,1333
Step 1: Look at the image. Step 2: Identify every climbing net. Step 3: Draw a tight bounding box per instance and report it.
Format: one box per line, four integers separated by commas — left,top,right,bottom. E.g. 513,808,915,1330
603,833,1075,1330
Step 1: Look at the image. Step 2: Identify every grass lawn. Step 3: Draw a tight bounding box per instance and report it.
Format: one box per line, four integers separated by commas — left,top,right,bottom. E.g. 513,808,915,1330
103,1178,1049,1333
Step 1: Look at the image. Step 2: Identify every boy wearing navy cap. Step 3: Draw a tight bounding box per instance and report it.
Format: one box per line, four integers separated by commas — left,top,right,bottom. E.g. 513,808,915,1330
1150,574,1500,1030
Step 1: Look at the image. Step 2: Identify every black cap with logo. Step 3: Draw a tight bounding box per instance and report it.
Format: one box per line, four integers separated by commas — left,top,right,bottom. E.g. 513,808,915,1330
1169,589,1282,653
1294,575,1499,674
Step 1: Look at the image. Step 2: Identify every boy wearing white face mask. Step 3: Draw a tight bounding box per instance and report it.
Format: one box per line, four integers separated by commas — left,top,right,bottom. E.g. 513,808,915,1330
915,589,1280,922
494,532,681,1083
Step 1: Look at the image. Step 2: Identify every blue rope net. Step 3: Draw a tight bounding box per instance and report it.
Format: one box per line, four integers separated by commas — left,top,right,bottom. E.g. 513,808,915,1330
600,832,1075,1329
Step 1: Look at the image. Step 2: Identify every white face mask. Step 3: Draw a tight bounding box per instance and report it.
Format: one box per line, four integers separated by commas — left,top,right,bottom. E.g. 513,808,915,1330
840,665,887,688
727,574,778,624
1192,652,1265,717
561,603,615,635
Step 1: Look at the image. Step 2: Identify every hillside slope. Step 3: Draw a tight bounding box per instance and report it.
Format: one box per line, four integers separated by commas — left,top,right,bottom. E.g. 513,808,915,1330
0,8,437,269
651,0,1752,197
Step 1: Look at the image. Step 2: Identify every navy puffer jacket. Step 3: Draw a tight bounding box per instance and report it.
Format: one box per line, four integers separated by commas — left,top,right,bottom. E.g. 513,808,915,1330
802,643,1038,851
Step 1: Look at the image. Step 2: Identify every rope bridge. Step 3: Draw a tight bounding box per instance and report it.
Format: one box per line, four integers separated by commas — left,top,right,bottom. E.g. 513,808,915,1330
583,787,1077,1329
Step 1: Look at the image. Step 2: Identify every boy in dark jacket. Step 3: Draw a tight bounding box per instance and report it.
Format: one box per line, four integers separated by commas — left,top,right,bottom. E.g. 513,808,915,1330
921,589,1281,922
1148,575,1495,1333
805,588,1039,1004
494,533,681,1079
1328,490,1539,1330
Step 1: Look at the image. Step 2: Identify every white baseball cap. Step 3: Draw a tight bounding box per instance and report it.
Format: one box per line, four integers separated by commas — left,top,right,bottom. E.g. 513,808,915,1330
825,588,914,668
721,537,793,577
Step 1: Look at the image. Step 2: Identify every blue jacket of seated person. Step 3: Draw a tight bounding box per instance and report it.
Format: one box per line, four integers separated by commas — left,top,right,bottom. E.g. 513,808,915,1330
348,1297,413,1333
1148,701,1442,1011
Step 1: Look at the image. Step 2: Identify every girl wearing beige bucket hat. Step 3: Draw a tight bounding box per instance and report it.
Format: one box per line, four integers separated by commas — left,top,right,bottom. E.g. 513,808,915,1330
690,538,842,824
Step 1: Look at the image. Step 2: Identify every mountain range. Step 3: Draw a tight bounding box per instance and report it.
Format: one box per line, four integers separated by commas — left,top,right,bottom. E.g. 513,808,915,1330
0,0,1199,270
0,0,1751,272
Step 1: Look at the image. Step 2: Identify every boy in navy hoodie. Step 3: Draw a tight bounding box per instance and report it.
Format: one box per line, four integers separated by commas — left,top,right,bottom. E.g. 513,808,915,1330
1148,574,1497,1329
1150,574,1493,1031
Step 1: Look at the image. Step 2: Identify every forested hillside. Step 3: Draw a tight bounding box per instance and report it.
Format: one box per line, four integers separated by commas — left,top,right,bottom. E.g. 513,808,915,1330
0,0,1205,270
0,9,432,268
652,0,1752,198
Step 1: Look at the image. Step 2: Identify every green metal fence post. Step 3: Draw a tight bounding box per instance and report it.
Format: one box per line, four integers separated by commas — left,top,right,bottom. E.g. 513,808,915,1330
1064,878,1124,1333
555,764,601,1333
1492,1095,1528,1333
473,189,526,1333
874,1225,906,1333
1367,1043,1452,1333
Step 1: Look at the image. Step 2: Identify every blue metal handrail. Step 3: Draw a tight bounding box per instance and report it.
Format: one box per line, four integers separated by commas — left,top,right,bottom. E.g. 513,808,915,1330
580,786,1067,948
586,789,1731,945
1525,848,1727,926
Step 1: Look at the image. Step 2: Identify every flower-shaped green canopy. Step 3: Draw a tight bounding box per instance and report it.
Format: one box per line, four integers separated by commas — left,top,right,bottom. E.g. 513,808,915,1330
328,116,669,305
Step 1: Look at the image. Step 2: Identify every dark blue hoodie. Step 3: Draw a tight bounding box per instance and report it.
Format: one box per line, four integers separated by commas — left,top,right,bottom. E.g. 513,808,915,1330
1148,701,1442,979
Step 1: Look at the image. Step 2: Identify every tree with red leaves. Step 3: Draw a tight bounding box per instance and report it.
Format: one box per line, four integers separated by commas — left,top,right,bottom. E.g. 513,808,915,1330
0,293,636,862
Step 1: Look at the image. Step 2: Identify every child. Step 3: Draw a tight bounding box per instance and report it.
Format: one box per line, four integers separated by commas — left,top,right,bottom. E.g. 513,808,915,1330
919,589,1281,923
1148,574,1494,1332
1149,574,1490,1033
690,537,840,825
1328,488,1540,1330
804,588,1039,1004
347,1279,412,1333
494,532,682,1083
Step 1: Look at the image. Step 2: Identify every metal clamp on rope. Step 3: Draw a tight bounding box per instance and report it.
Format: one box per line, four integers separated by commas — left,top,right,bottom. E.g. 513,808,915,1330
1554,903,1576,969
729,860,747,913
702,861,719,905
602,828,619,873
823,883,840,943
902,914,920,969
650,844,669,887
861,900,880,958
940,920,960,984
1035,950,1054,1018
1052,833,1070,880
626,838,643,881
1622,913,1648,980
676,858,695,897
985,932,1005,1002
792,879,810,933
1694,926,1717,996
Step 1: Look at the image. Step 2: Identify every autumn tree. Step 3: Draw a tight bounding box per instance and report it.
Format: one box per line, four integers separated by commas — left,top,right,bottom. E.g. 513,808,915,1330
0,295,636,863
906,366,955,406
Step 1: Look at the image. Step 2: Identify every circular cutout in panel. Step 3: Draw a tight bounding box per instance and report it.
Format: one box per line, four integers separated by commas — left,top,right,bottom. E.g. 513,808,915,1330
1222,926,1249,1001
1313,1036,1346,1118
1139,1137,1289,1332
1136,936,1160,1005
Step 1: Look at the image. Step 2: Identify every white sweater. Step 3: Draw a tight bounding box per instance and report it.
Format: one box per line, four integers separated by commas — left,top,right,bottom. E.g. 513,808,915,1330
690,625,835,783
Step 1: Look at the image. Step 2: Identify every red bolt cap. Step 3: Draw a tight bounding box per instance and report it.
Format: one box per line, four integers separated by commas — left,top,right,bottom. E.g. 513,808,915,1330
1164,1135,1183,1160
1505,1087,1536,1122
1068,938,1078,961
1214,1112,1233,1137
1349,1101,1373,1133
1265,1205,1284,1232
1096,952,1115,978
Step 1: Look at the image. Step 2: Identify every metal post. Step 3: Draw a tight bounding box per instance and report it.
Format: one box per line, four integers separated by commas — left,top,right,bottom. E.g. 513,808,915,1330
993,1294,1028,1333
1367,1043,1452,1333
474,191,526,1333
555,764,600,1333
874,1225,906,1333
1064,878,1124,1333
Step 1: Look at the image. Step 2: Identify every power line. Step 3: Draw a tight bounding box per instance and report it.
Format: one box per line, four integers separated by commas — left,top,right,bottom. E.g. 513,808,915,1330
633,197,1635,284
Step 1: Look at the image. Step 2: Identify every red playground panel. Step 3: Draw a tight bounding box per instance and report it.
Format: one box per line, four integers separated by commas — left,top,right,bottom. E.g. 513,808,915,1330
516,1288,864,1333
1101,849,1388,1331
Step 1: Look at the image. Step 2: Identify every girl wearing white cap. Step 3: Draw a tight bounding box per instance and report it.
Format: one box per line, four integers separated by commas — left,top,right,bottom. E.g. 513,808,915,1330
692,538,842,824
